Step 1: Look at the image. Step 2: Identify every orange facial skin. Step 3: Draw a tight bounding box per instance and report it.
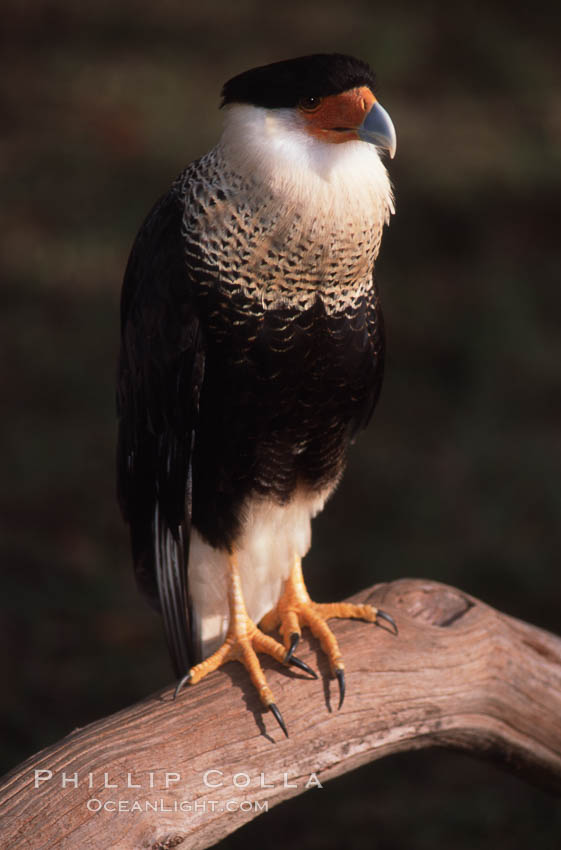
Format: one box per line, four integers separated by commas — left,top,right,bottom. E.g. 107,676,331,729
299,86,376,143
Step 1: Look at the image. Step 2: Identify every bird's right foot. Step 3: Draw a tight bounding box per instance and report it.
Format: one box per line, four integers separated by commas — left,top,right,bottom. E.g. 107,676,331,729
260,554,397,710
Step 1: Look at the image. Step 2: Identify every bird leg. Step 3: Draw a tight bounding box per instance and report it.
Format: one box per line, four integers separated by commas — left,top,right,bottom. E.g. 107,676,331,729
260,554,397,709
175,552,315,737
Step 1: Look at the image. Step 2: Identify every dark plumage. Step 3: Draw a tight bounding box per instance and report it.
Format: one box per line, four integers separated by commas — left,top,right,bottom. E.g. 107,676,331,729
221,53,377,109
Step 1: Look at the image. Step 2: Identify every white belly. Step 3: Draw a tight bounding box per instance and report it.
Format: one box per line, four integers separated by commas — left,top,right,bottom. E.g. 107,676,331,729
188,490,330,657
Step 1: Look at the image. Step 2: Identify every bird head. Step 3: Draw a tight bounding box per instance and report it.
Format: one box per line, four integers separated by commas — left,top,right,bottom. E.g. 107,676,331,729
221,53,396,159
217,54,395,224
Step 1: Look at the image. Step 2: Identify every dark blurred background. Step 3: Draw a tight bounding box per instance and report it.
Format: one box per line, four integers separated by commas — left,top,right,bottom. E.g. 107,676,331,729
1,1,560,846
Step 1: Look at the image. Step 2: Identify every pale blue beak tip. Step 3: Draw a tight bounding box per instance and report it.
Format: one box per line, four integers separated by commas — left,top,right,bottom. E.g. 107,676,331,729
358,101,397,159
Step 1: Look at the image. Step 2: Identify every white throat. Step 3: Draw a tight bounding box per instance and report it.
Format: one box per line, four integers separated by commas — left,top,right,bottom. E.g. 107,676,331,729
219,103,394,233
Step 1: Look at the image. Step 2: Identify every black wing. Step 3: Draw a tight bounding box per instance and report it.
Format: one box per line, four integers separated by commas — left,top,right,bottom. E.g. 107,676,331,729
117,187,205,676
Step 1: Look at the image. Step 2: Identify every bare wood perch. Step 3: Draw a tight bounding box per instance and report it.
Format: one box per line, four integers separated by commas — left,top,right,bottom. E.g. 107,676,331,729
1,578,561,849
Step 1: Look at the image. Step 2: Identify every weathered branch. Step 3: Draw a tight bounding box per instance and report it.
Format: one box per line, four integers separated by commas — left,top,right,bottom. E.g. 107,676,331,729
1,579,560,849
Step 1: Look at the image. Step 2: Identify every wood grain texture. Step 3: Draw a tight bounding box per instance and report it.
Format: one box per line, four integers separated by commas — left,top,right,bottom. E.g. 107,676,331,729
1,579,560,849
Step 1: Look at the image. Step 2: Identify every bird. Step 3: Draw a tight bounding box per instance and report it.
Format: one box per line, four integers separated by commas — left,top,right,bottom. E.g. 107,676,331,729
117,53,397,737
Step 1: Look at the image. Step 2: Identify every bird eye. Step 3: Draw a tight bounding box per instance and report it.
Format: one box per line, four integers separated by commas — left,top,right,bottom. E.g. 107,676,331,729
299,95,322,112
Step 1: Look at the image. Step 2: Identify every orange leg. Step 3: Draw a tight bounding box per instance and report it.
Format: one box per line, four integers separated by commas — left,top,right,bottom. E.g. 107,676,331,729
260,554,397,709
175,553,316,736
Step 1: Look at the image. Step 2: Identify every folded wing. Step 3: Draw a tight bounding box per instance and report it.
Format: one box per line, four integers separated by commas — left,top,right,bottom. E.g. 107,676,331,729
117,188,205,675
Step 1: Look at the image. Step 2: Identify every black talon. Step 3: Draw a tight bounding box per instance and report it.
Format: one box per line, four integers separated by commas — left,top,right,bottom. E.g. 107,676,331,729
269,702,288,737
335,668,345,710
376,609,398,636
286,653,318,679
286,632,300,661
174,671,192,699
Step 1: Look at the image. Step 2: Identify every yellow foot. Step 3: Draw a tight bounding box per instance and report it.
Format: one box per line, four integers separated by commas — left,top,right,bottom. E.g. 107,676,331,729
174,554,316,737
260,555,397,709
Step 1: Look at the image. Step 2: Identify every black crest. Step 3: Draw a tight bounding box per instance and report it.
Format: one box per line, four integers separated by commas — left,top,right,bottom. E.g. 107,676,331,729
221,53,377,110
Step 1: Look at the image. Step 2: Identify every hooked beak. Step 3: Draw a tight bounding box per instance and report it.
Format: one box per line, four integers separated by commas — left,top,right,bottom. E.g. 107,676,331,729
358,101,396,159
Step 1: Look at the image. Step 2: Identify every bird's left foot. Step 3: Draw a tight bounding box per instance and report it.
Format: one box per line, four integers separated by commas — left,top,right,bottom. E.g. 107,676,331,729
260,555,397,709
